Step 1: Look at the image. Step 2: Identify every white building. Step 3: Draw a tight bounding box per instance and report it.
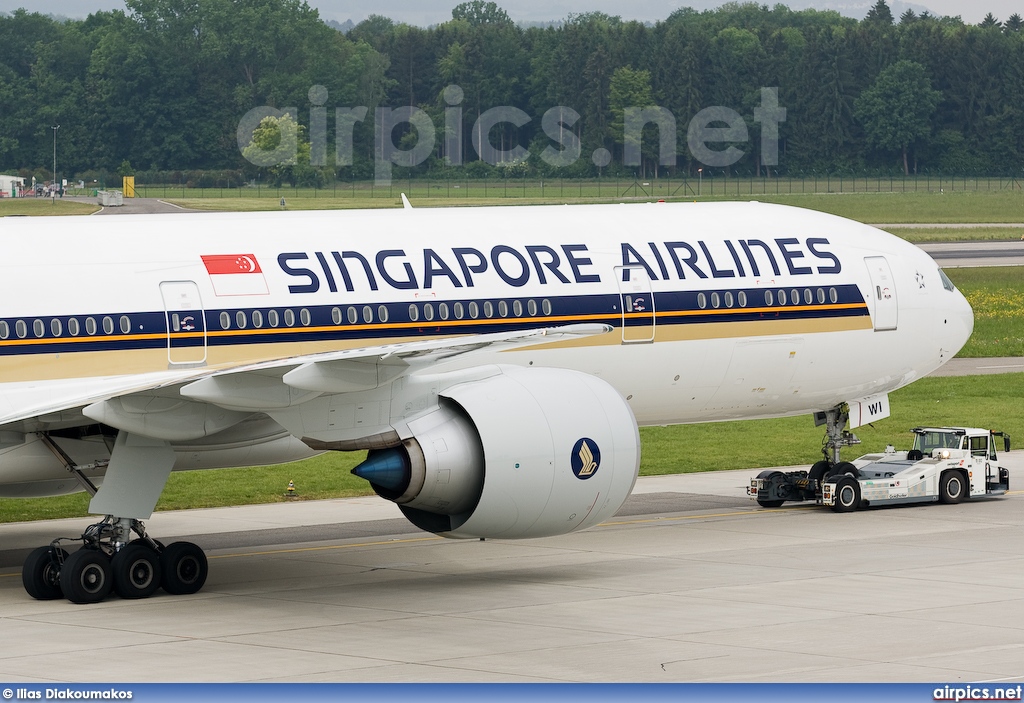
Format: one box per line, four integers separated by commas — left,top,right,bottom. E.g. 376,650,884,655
0,175,26,198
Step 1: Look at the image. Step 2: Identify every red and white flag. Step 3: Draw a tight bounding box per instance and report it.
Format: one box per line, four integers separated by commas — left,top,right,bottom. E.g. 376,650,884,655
201,254,269,296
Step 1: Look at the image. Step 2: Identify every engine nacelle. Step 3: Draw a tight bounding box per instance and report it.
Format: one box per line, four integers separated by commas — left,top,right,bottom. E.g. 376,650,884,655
352,365,640,539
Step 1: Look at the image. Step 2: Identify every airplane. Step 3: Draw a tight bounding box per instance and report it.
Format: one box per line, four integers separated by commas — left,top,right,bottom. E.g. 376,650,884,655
0,200,973,604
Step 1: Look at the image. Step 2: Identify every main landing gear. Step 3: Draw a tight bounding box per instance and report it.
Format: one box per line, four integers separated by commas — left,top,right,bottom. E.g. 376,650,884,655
23,431,208,604
22,516,208,604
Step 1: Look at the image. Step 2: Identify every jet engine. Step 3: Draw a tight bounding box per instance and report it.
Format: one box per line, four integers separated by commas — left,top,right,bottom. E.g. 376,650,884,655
352,365,640,539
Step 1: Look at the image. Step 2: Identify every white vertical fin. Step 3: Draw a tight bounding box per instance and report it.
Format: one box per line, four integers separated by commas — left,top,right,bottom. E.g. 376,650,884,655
401,193,413,210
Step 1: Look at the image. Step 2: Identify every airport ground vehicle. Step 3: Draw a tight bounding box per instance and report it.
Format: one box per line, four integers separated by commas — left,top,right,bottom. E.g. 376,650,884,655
748,426,1010,512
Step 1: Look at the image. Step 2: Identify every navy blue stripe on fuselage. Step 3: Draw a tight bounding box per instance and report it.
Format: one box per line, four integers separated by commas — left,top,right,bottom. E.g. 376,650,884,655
0,284,868,356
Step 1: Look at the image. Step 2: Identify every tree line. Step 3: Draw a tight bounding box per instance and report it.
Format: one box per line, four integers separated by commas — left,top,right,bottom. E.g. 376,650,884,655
1,0,1022,186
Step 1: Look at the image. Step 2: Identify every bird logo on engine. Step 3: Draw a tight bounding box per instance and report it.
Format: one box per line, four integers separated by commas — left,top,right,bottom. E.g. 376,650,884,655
571,438,600,480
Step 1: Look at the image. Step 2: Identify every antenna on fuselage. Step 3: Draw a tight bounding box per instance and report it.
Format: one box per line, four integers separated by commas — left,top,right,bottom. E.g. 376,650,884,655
401,193,413,210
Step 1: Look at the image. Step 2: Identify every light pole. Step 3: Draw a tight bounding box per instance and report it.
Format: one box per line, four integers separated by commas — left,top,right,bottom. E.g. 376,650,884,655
51,124,60,194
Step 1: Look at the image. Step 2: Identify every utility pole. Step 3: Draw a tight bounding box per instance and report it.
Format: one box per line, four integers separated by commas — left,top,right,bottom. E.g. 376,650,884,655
51,125,60,194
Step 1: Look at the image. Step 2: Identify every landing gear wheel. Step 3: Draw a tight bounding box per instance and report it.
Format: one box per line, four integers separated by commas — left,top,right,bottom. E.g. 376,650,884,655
757,499,785,508
161,541,208,595
939,470,967,504
60,548,113,604
808,460,831,486
112,542,163,599
831,475,861,513
22,546,68,600
829,461,860,479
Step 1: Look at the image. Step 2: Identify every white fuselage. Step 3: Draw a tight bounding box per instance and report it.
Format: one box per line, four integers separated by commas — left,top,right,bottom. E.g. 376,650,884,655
0,201,973,495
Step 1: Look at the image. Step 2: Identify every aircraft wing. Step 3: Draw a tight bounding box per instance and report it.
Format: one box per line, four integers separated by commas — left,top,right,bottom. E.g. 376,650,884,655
0,323,611,439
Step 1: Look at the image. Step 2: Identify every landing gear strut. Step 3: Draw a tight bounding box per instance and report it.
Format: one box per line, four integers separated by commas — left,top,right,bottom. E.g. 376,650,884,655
810,404,862,483
748,403,862,507
21,516,208,604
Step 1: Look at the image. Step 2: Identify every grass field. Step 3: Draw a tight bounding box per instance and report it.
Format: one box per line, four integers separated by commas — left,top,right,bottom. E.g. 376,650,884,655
0,199,99,216
883,227,1024,243
140,174,1023,205
947,268,1024,358
166,189,1024,226
640,373,1024,475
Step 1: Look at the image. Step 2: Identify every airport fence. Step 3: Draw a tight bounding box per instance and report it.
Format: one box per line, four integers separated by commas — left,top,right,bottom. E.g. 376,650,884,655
130,175,1024,201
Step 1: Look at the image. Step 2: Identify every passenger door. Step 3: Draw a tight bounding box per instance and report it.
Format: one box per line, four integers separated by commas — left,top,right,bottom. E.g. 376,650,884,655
160,280,207,366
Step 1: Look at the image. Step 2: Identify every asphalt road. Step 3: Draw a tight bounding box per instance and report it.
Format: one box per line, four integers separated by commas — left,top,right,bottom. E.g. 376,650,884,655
2,465,1023,683
918,240,1024,267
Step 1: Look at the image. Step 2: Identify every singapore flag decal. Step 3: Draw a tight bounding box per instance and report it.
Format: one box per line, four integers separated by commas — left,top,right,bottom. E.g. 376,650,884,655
201,254,269,296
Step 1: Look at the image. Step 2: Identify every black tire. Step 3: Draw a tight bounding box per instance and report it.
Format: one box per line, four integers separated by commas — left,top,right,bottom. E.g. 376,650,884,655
808,460,831,486
112,542,163,599
22,546,67,600
60,548,113,604
831,475,861,513
829,461,860,479
161,541,208,595
939,470,967,504
754,470,786,507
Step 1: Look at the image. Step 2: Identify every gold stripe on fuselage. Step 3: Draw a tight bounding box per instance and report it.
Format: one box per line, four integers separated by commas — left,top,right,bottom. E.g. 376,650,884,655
0,309,872,383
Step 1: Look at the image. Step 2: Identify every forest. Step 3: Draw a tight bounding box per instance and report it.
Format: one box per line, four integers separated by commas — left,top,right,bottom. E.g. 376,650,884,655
0,0,1022,186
